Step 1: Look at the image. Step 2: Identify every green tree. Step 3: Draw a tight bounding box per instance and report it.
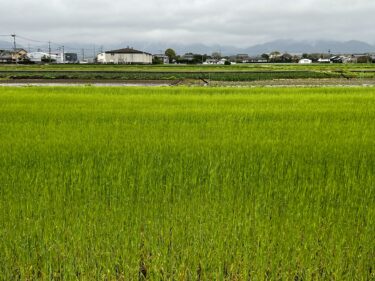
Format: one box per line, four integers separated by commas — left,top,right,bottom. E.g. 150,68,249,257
152,56,163,65
261,53,269,61
165,48,177,62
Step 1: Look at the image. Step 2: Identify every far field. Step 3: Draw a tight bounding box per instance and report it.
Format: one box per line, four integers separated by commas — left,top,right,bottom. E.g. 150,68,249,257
1,63,375,72
0,87,374,280
0,63,375,82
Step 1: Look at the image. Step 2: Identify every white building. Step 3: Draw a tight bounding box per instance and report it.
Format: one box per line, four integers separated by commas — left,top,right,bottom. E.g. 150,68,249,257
27,52,55,63
317,58,331,63
298,59,312,64
203,59,219,64
217,58,228,65
27,52,78,63
97,48,152,64
153,54,169,64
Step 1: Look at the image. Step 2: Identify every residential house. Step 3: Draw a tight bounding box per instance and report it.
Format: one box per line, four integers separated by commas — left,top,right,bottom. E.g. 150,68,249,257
63,53,78,63
235,54,249,63
0,49,27,63
97,48,153,64
351,54,372,63
217,58,228,65
153,54,169,64
203,59,218,64
248,56,268,63
183,53,194,61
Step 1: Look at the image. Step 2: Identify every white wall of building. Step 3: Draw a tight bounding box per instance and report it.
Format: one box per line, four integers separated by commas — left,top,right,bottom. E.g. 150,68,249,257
97,52,152,64
298,59,312,64
27,52,64,63
27,52,51,62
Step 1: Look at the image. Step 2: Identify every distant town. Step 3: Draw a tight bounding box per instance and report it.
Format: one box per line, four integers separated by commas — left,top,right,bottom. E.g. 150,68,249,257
1,36,374,65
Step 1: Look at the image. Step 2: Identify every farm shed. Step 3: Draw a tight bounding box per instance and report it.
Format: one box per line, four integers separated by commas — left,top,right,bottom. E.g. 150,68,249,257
97,48,152,64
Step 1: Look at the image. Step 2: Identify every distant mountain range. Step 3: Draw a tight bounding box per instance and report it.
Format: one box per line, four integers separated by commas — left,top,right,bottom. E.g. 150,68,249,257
134,40,375,56
1,39,374,56
242,40,375,55
0,40,13,49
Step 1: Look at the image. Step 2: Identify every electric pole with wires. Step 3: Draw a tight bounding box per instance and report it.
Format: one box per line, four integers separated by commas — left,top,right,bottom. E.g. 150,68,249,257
11,34,16,51
48,41,51,63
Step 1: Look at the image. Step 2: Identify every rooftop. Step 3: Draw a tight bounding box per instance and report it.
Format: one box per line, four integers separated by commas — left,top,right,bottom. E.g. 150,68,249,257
105,48,151,55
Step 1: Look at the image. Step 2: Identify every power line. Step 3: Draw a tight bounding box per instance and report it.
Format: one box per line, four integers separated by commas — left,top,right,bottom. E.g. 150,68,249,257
3,33,101,58
16,35,47,43
14,34,75,52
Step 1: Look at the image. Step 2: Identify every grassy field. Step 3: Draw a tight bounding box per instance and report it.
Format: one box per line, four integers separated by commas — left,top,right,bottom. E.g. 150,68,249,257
0,87,374,280
1,63,375,81
0,70,342,81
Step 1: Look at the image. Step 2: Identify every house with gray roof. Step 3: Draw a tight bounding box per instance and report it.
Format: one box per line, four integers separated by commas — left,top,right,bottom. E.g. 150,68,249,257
97,47,152,64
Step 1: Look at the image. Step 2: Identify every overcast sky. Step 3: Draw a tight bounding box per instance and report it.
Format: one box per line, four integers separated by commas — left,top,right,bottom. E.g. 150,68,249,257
1,0,375,47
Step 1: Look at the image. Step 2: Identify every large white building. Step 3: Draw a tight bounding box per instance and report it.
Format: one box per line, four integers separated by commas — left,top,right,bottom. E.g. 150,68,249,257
27,52,78,63
97,48,152,64
27,52,57,63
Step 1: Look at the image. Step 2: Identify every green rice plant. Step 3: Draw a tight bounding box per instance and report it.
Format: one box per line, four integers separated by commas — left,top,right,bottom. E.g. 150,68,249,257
0,87,374,280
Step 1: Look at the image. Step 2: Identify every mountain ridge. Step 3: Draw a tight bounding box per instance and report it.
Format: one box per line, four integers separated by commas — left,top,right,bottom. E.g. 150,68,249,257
1,39,374,56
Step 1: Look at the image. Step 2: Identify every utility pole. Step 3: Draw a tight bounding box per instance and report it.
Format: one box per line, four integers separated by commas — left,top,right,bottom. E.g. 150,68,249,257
48,41,51,63
11,34,16,51
11,34,17,64
62,45,65,63
82,49,85,61
59,45,65,63
57,45,65,63
93,45,96,63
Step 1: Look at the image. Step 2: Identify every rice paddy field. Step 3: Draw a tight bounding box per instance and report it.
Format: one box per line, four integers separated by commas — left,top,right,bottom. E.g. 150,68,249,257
0,86,374,280
1,63,375,82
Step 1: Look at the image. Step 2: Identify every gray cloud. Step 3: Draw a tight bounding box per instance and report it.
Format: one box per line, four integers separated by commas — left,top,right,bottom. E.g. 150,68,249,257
1,0,375,47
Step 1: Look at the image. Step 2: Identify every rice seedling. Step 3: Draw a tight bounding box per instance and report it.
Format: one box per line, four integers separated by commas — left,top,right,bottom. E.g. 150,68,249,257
0,86,374,280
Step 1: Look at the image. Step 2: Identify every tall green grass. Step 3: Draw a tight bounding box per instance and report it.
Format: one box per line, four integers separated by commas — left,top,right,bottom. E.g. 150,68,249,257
0,87,374,280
